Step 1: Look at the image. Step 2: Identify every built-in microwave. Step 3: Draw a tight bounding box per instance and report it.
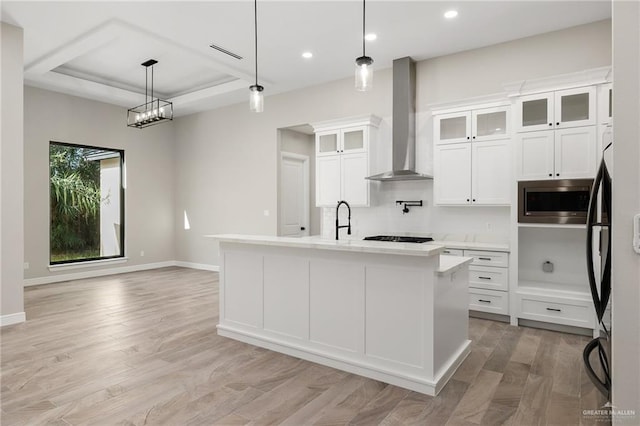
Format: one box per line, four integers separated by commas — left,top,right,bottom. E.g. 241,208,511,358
518,179,593,224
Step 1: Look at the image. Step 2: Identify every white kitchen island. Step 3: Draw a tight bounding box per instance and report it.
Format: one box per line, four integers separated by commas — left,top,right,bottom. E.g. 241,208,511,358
207,234,473,396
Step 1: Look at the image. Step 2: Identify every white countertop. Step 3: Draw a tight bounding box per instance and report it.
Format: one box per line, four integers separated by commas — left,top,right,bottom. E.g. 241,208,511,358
437,255,474,276
206,234,445,257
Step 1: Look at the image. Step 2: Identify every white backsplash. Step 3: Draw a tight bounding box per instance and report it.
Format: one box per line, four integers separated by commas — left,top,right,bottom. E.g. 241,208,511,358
323,180,510,242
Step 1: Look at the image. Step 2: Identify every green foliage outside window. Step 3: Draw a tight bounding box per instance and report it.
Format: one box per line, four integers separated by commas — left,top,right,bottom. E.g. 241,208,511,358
49,144,102,262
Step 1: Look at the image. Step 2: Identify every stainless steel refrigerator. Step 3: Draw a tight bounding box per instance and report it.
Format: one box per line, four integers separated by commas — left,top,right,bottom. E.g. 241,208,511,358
584,127,613,401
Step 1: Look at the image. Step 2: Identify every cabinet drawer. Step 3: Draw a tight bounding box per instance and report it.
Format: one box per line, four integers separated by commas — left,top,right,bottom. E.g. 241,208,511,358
469,266,508,291
517,294,594,328
464,250,509,268
469,289,509,315
442,248,464,256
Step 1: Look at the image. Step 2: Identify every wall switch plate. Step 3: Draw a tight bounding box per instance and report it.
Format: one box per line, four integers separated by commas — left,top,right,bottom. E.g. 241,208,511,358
263,210,270,217
23,262,29,270
140,250,145,257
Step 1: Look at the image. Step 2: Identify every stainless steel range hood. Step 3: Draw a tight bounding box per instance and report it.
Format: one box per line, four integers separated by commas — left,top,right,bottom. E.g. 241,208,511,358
366,57,432,181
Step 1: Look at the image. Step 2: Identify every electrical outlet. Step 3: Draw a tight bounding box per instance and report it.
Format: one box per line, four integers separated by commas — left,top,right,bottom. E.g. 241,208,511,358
140,250,145,257
23,262,29,270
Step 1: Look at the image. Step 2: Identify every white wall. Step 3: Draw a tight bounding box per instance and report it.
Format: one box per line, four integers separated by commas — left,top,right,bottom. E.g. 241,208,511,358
612,1,640,419
23,86,176,281
174,20,612,266
1,22,25,324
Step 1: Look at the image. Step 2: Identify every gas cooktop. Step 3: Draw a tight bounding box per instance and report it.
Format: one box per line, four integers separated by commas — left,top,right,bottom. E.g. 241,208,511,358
363,235,434,243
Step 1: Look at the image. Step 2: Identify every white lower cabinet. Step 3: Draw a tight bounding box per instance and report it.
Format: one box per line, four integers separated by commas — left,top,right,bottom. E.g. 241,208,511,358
516,291,595,329
445,248,510,315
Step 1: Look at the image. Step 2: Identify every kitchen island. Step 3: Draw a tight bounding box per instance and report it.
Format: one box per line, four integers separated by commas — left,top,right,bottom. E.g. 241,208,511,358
206,234,472,396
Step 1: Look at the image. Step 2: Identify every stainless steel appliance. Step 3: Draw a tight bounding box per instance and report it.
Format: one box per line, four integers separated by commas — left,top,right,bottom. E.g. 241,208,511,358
363,235,433,243
584,129,613,401
518,179,593,224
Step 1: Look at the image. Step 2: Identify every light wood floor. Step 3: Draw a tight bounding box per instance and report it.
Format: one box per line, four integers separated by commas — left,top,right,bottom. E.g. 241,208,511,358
1,267,609,425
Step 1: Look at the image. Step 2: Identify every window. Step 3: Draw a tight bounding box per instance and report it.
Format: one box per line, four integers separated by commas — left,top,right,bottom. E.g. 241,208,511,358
49,142,124,264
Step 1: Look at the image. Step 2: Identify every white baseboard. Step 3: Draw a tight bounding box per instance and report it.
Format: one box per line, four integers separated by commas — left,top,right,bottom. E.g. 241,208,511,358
174,261,220,272
1,312,26,327
23,260,220,287
23,261,177,287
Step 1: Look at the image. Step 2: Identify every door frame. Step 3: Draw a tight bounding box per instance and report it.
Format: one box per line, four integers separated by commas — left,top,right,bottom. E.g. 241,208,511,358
279,151,310,237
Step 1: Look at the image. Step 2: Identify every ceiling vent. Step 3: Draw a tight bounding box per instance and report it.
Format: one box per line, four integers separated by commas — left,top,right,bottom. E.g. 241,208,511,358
209,43,243,60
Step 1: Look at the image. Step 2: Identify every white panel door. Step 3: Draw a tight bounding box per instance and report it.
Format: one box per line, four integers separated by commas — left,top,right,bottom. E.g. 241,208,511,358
316,155,341,207
554,126,597,179
434,143,471,205
280,153,309,237
340,152,369,206
517,130,555,180
471,140,511,205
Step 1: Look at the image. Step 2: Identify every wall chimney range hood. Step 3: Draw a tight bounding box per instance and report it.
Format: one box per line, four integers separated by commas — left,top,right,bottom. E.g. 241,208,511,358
366,57,432,181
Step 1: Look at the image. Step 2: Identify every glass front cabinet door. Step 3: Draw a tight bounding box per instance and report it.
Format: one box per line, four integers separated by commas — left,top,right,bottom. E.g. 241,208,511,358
517,87,596,132
472,106,510,142
435,111,471,144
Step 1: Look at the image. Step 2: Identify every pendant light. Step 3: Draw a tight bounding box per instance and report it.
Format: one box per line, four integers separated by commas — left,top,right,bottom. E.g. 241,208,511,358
249,0,264,112
355,0,373,91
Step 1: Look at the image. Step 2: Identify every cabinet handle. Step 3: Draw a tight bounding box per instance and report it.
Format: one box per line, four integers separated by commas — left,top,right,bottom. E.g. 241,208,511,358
467,136,470,140
548,173,552,177
556,173,560,176
546,307,562,312
548,123,553,126
478,299,492,303
466,199,470,202
556,122,560,126
472,199,476,202
472,136,476,139
443,250,451,254
478,276,492,280
478,257,492,261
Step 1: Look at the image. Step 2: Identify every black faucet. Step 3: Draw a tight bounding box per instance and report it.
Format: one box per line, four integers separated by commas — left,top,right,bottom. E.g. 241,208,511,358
335,200,351,240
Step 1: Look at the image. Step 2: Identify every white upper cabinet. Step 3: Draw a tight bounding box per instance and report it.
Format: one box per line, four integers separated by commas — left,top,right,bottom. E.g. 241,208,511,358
312,115,381,207
433,103,512,206
435,105,510,145
516,127,596,180
516,87,596,132
471,141,512,205
434,143,472,205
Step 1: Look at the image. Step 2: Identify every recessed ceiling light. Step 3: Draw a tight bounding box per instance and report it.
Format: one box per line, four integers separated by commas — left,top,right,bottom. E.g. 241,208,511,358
365,33,377,41
444,10,458,19
302,52,313,59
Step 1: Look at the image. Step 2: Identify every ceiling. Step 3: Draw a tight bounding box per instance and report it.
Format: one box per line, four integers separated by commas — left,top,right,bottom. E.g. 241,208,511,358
1,1,611,117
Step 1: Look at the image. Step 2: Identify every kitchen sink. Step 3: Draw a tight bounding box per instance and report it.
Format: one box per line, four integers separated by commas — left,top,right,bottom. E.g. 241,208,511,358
363,235,434,243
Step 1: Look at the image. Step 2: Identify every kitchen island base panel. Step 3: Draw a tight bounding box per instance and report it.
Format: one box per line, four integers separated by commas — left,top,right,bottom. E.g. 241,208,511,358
217,324,471,396
214,237,472,396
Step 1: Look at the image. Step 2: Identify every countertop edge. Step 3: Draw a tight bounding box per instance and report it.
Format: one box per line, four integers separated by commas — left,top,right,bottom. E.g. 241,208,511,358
206,234,446,257
437,256,474,276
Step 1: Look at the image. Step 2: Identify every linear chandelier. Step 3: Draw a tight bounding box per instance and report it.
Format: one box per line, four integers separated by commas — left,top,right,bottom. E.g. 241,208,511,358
127,59,173,129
